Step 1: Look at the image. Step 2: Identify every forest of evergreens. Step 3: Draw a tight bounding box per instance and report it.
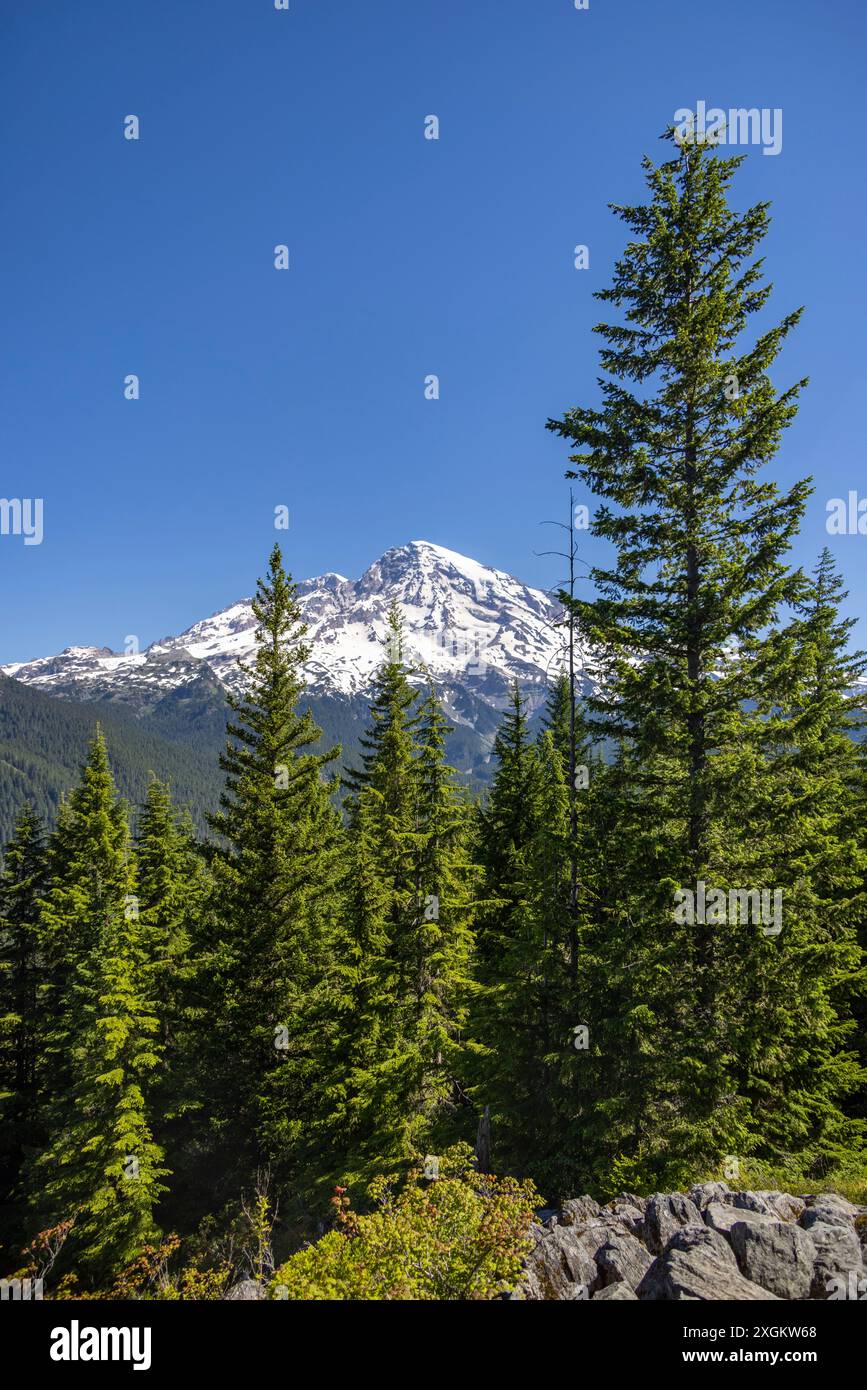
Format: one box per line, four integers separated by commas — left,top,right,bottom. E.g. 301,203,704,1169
1,132,865,1299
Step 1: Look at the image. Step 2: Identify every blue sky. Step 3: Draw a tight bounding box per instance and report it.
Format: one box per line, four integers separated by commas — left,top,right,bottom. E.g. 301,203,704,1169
2,0,865,663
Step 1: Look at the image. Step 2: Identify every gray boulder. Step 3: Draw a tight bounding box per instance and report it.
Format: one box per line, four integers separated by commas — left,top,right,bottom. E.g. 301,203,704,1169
644,1193,704,1253
596,1231,654,1290
802,1193,860,1228
689,1181,732,1210
637,1225,781,1301
516,1184,863,1300
616,1191,647,1212
559,1195,603,1227
729,1191,777,1217
593,1281,638,1300
801,1218,864,1298
517,1221,599,1300
704,1200,775,1237
748,1191,805,1223
605,1198,646,1237
224,1278,267,1301
728,1219,817,1300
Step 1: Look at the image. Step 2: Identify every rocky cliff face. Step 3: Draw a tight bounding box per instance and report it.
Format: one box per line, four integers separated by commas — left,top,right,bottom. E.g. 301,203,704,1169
515,1185,867,1300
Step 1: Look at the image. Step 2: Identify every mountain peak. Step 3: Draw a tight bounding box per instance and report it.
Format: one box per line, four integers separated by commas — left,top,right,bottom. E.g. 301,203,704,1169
2,541,574,719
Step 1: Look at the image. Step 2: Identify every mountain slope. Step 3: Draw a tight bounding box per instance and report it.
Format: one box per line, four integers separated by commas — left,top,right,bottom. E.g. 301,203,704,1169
0,543,584,840
0,673,229,844
2,542,576,722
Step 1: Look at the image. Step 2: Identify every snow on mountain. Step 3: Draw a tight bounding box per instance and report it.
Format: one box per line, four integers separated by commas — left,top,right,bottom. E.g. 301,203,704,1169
2,542,580,724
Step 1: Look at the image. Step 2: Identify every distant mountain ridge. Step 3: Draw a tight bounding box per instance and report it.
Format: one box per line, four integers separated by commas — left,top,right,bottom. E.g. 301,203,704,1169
2,542,585,729
0,672,225,845
0,543,587,841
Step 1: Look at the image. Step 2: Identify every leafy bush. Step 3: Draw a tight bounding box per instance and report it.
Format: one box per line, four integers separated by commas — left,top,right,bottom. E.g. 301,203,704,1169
270,1145,538,1300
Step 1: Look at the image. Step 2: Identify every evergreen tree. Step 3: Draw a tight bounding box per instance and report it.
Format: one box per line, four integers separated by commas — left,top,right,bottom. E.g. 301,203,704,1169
136,778,206,1057
205,545,342,1188
322,610,420,1186
0,806,48,1245
135,777,210,1216
320,789,393,1189
470,686,547,1169
408,688,476,1145
328,626,475,1186
729,549,866,1166
28,732,166,1281
542,673,573,774
481,728,573,1178
545,126,835,1186
474,682,542,970
344,603,419,832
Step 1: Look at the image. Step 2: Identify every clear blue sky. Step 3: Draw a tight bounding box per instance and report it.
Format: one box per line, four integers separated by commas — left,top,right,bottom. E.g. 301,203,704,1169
2,0,865,664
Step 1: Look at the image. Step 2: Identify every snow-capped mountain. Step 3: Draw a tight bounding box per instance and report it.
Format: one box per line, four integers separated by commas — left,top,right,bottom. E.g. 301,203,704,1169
2,542,581,730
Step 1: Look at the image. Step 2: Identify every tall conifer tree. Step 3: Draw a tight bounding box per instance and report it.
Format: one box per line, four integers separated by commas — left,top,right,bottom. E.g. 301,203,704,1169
328,622,475,1185
205,545,341,1186
29,733,166,1280
0,806,48,1244
135,777,210,1214
545,128,834,1184
731,550,866,1167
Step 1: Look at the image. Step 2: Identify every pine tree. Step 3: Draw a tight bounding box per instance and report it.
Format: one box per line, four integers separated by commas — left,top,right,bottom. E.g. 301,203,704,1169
319,608,420,1187
205,545,342,1188
0,806,48,1244
319,789,393,1190
28,732,166,1282
546,127,829,1186
344,602,419,836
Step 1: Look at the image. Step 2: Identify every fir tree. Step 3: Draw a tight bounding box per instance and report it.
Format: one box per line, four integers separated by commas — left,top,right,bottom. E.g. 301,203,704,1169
470,686,547,1170
320,789,393,1189
0,806,48,1243
136,777,206,1056
135,777,210,1216
474,682,542,970
406,688,476,1146
328,628,475,1185
542,673,573,774
546,127,827,1185
729,549,867,1167
205,545,342,1187
482,729,573,1178
28,732,166,1281
344,603,419,841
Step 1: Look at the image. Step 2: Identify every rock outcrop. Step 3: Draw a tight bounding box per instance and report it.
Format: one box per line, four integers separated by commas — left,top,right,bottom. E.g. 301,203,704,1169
224,1278,267,1300
513,1186,867,1301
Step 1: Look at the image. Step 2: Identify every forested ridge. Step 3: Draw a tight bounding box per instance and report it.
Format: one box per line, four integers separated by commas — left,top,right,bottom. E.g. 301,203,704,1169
1,133,865,1300
0,671,498,848
0,672,226,844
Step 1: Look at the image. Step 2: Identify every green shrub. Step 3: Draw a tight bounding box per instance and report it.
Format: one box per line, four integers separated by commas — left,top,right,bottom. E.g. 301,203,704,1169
270,1145,538,1300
